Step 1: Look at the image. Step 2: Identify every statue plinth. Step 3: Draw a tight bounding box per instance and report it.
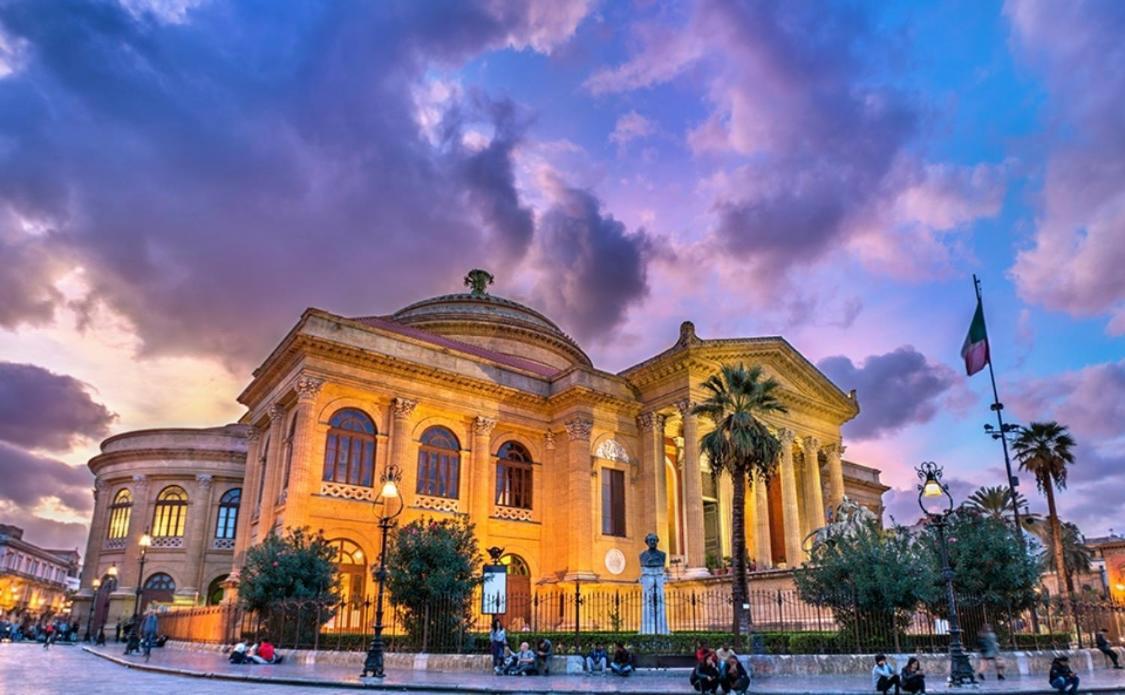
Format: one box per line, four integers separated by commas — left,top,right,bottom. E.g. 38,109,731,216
639,533,670,635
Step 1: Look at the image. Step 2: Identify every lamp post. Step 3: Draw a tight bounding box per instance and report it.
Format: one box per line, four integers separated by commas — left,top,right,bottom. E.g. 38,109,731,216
917,461,975,687
362,467,404,678
132,532,152,623
85,578,102,641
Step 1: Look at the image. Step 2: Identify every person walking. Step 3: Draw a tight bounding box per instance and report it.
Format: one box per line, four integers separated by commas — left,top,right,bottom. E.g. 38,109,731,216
141,611,158,661
42,623,55,649
1049,655,1079,694
719,655,750,695
872,654,901,695
976,623,1005,680
690,650,721,693
1096,627,1123,669
901,656,925,694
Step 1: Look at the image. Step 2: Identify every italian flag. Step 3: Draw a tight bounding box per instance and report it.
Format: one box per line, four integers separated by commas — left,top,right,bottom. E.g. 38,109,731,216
961,299,990,376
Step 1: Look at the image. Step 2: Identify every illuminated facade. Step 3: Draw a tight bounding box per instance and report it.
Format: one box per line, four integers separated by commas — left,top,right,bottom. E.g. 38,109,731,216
76,271,887,627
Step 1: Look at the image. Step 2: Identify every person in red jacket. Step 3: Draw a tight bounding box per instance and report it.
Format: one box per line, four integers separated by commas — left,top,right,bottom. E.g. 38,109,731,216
249,637,281,664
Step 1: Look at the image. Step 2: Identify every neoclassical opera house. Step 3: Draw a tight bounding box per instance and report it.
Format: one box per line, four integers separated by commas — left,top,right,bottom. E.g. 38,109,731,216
76,271,887,628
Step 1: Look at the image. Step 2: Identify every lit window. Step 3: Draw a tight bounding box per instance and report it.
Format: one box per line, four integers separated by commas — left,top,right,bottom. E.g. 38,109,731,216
322,409,377,487
152,486,188,538
106,489,133,540
416,427,461,499
495,441,533,510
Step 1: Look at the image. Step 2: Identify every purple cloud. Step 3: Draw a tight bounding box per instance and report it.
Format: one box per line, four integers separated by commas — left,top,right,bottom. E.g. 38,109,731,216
1005,1,1125,334
0,362,115,451
0,0,599,368
818,346,968,440
0,440,93,513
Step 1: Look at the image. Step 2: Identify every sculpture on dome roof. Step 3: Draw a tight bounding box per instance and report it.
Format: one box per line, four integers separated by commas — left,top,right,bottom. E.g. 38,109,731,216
464,269,494,297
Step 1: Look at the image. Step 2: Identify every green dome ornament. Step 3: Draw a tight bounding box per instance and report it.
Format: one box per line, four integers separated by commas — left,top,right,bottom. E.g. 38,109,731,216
464,269,494,297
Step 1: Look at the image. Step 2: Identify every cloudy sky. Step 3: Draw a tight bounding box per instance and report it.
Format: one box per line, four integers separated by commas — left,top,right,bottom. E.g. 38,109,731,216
1,0,1122,554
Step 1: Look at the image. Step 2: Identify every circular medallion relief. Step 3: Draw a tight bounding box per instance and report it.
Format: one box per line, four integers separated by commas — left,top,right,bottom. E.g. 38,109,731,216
604,548,626,575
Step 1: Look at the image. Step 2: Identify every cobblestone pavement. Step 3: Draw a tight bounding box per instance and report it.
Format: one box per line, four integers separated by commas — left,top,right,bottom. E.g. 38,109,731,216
6,642,1125,694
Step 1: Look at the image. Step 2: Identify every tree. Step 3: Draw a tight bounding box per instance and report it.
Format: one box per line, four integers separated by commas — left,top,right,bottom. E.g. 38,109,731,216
238,527,339,612
385,516,481,650
1012,422,1076,602
1039,521,1092,580
795,522,937,651
693,363,787,637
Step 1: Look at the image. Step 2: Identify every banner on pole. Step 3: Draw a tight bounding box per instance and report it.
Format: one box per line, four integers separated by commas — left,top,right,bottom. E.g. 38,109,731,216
481,564,507,615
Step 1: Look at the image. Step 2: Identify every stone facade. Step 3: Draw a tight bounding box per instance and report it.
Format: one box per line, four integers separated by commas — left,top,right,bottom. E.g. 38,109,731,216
75,272,887,622
73,425,248,634
0,524,80,622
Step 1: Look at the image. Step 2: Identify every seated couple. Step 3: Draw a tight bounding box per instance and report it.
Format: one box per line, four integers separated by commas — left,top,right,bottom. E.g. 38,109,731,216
584,642,635,676
229,638,284,665
495,639,552,676
872,654,926,694
691,650,750,695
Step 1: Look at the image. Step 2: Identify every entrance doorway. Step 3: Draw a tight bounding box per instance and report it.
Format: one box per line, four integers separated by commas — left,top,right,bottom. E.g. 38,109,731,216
703,500,721,566
768,476,786,566
500,554,531,630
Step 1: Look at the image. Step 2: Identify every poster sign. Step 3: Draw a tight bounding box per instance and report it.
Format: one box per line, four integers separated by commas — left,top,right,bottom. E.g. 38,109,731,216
481,564,507,615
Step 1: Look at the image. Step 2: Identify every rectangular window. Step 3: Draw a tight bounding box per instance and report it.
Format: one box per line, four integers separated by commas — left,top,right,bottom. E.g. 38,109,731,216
496,461,532,509
601,468,626,537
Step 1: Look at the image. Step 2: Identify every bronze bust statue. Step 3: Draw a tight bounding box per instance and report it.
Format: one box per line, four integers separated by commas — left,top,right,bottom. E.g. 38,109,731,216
640,532,666,568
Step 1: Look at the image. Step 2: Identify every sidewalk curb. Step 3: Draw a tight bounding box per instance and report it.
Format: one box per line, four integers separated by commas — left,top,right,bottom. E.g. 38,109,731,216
80,648,1125,694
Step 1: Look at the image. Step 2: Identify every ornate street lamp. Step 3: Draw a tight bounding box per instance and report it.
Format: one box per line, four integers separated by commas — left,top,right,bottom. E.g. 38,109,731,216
132,532,152,623
917,461,975,687
362,467,404,678
85,577,102,641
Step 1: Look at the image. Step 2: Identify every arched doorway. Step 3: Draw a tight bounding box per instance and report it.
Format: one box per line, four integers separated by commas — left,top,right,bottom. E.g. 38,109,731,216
141,573,176,612
206,575,228,606
328,539,366,631
500,554,531,630
92,574,117,634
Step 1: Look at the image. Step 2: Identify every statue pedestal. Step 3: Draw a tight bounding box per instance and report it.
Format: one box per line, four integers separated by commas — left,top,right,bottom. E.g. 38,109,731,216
639,566,669,634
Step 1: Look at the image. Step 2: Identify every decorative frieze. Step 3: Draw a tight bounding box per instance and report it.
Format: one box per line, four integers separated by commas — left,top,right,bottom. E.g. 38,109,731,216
544,430,556,451
212,538,236,551
150,536,184,549
319,481,377,502
594,438,631,464
103,538,126,551
493,506,533,522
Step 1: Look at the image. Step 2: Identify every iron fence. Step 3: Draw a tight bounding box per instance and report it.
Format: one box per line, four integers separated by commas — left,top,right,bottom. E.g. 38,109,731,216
157,585,1125,656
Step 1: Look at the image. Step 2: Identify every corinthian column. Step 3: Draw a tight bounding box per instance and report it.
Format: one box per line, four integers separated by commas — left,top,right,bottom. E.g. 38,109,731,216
182,473,213,600
752,473,772,569
564,416,595,581
802,436,826,531
637,412,668,548
470,416,498,538
256,404,287,541
824,442,846,516
389,398,418,507
676,400,708,576
778,430,803,567
281,375,324,524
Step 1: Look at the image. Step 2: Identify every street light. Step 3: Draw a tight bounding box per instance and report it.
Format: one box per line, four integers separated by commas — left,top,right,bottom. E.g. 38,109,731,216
132,532,152,623
85,578,102,641
362,466,404,678
917,461,976,687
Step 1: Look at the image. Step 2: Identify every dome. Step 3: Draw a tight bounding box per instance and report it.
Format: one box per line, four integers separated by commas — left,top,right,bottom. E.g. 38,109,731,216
387,270,591,372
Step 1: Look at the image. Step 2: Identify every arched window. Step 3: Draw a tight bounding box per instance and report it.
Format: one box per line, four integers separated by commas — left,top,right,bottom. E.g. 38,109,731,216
255,434,270,514
281,412,298,494
496,441,533,510
214,488,241,540
416,426,461,499
144,573,176,591
106,489,132,540
500,553,530,576
152,486,188,538
323,408,377,487
206,574,228,606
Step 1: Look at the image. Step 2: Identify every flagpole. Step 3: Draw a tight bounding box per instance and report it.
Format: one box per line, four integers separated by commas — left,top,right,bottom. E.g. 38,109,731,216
974,274,1026,551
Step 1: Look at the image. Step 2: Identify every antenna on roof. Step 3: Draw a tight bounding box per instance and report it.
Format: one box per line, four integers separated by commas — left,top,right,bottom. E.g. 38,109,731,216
464,269,494,297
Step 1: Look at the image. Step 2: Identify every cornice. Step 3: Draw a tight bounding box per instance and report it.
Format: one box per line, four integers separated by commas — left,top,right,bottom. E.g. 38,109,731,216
89,448,247,475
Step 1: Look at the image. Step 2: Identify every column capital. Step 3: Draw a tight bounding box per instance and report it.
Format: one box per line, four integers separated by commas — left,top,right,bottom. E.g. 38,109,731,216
392,397,418,419
564,417,593,442
295,375,324,403
131,473,148,487
94,478,107,493
778,428,796,447
823,441,842,456
801,435,820,455
268,403,286,422
674,400,695,418
196,473,214,488
472,416,498,437
247,428,262,443
544,430,556,451
636,412,666,432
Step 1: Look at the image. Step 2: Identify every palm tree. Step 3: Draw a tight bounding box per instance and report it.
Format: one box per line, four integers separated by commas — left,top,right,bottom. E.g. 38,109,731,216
964,485,1041,528
693,363,788,637
1040,521,1093,579
1012,421,1077,603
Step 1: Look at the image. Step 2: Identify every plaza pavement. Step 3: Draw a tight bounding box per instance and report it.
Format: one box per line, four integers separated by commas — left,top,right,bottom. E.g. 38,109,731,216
75,643,1125,694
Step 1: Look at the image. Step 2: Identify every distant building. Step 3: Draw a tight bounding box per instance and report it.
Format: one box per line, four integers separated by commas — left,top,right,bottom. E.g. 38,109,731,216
74,271,888,629
0,524,80,621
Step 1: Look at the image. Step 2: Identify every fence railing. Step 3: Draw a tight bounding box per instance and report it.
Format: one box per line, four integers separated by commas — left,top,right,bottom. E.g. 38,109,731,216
157,586,1125,656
